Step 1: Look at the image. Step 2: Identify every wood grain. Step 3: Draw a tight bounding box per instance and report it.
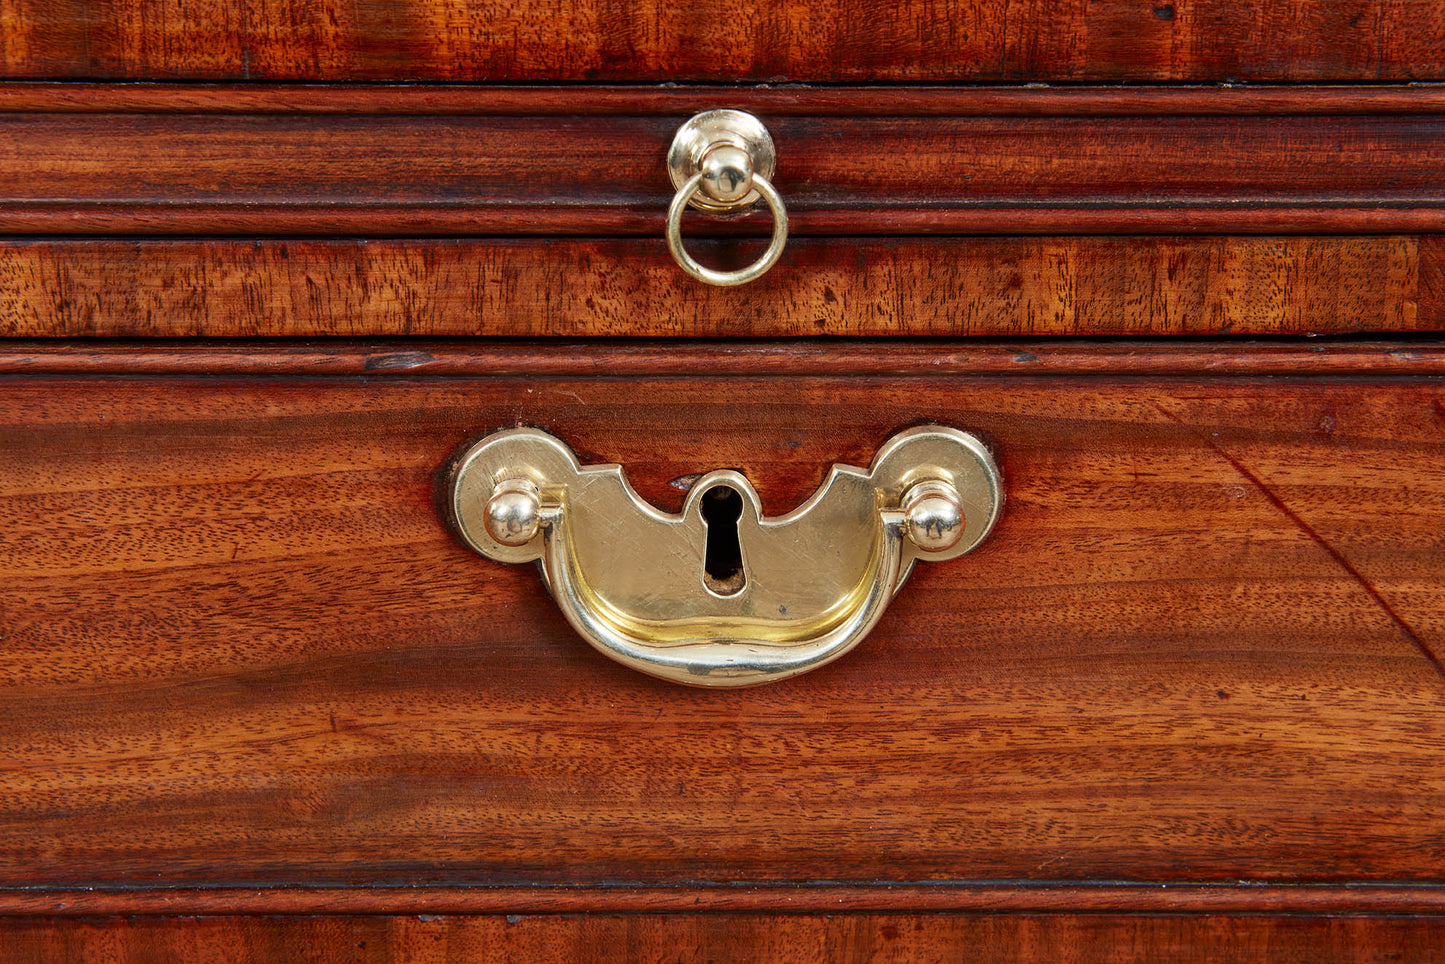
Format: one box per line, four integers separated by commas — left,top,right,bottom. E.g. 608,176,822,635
0,1,1439,82
3,914,1444,964
1,344,1443,893
0,237,1427,338
0,107,1440,235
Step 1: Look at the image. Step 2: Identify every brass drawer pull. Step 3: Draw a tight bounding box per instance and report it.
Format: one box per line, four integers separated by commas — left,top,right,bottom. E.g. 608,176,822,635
449,427,1002,687
665,109,788,286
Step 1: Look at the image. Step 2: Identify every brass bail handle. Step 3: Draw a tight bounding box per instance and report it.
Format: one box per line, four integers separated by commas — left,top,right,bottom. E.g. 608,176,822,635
448,426,1004,688
665,110,789,287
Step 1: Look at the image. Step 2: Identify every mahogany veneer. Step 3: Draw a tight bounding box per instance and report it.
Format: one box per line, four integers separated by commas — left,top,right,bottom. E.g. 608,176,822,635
0,237,1428,338
0,1,1441,82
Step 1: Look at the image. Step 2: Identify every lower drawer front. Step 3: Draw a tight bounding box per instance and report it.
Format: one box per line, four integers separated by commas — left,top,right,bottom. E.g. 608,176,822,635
1,344,1443,903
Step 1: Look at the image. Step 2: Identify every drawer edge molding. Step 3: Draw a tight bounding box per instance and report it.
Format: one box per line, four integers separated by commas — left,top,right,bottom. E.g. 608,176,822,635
2,340,1444,378
3,84,1445,117
0,85,1440,237
2,883,1444,917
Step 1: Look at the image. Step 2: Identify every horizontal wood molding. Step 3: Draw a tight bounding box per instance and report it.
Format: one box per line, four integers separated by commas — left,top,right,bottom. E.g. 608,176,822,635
3,884,1445,916
4,84,1445,116
0,2,1440,83
0,237,1432,338
2,354,1443,890
5,914,1444,964
4,340,1445,377
0,88,1440,236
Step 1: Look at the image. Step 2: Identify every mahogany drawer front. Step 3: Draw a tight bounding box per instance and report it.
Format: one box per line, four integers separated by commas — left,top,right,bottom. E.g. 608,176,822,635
0,85,1439,341
2,343,1442,907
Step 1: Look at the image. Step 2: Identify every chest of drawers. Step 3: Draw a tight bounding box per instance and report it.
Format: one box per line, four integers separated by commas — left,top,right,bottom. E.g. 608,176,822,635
2,3,1444,960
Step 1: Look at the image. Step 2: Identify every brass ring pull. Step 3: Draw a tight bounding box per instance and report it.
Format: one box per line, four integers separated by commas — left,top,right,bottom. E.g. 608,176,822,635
448,426,1003,688
666,171,788,287
664,109,789,287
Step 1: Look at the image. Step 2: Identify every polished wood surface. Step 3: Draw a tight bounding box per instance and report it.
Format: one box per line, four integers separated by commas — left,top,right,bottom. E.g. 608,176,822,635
0,90,1441,236
0,1,1439,82
2,344,1442,897
4,914,1443,963
0,237,1428,338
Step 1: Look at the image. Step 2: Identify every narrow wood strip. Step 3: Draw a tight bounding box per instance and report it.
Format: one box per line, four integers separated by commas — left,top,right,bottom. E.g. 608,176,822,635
3,339,1443,377
0,113,1437,236
2,84,1445,117
0,0,1439,83
0,238,1425,338
5,884,1445,916
1,206,1443,237
5,913,1444,964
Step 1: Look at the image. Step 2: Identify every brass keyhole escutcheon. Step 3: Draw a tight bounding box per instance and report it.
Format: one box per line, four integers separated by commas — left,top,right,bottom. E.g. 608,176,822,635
448,426,1003,687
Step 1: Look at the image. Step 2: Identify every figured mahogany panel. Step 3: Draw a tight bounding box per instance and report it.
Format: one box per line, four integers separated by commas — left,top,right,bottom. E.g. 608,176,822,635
0,0,1440,82
1,343,1443,897
0,237,1427,338
0,90,1441,235
2,914,1443,964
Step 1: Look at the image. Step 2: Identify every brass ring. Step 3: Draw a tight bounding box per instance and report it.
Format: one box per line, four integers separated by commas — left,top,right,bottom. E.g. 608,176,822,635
665,172,788,287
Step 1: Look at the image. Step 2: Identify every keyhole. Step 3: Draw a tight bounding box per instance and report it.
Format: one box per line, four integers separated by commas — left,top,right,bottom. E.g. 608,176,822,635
701,485,746,596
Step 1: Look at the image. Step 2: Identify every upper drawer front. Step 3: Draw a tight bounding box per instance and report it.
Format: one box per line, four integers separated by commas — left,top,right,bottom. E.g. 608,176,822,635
2,0,1442,83
3,342,1444,908
0,85,1440,338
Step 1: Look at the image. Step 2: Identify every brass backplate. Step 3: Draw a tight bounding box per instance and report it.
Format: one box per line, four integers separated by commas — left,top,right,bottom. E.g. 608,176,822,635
449,426,1002,687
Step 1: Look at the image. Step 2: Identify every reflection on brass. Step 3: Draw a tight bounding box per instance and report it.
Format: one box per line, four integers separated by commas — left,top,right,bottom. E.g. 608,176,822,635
448,426,1003,688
